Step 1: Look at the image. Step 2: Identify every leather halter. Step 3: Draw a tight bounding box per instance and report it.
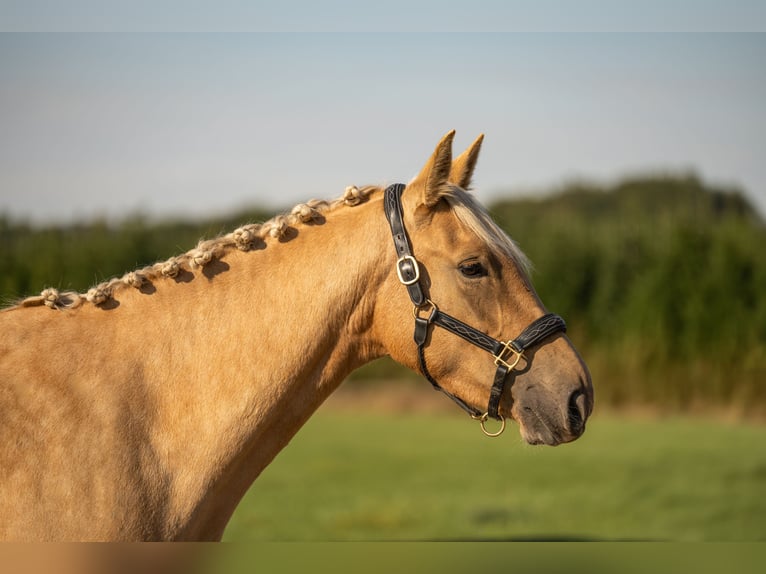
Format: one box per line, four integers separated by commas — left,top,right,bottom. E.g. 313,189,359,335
384,183,567,434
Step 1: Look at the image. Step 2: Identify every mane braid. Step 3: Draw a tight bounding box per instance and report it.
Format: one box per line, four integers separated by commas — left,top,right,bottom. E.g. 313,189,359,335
15,185,379,311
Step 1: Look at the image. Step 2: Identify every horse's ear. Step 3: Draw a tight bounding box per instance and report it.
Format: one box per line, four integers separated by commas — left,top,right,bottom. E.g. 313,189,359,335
450,133,484,190
409,130,455,208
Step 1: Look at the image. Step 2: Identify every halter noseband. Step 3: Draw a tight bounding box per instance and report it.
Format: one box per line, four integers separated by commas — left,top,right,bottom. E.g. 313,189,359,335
384,183,567,436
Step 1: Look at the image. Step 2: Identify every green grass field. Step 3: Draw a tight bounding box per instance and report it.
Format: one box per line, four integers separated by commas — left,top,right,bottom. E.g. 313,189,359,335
223,407,766,542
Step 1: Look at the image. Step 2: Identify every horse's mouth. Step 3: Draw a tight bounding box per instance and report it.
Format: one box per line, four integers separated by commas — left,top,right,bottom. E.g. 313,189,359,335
520,425,565,446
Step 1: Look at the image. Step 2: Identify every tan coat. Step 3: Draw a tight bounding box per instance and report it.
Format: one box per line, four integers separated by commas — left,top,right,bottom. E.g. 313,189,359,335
0,132,592,540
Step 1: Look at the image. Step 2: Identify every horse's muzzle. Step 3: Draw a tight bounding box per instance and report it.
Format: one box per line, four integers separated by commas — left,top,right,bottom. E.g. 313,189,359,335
515,380,593,446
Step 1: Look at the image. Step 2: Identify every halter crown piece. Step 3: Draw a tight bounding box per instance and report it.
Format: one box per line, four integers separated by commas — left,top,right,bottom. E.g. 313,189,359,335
383,183,567,437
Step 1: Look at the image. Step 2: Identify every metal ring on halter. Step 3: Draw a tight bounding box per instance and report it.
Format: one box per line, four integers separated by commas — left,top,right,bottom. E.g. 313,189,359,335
472,412,507,438
413,299,438,320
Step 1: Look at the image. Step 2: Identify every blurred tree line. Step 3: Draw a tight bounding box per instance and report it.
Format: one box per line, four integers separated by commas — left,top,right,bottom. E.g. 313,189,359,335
1,174,764,415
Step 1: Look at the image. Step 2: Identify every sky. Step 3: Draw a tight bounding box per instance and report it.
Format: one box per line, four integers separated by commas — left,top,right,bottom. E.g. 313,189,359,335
1,12,765,224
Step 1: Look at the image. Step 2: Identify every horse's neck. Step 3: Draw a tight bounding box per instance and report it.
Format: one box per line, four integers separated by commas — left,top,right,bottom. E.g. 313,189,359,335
128,195,389,539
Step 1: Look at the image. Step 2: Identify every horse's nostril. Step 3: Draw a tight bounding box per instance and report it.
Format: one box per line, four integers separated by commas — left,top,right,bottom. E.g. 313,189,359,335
567,390,587,435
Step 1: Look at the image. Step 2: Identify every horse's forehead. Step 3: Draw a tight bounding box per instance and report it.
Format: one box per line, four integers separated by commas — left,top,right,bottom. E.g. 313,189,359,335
427,205,511,263
424,205,486,247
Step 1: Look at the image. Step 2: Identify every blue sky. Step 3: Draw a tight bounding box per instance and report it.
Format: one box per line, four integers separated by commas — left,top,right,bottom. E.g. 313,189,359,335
1,31,765,222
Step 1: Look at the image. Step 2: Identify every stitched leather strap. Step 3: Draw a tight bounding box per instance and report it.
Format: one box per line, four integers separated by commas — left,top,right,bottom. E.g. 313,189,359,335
486,313,567,419
431,310,504,356
487,363,511,419
428,308,566,419
384,183,425,306
511,313,566,352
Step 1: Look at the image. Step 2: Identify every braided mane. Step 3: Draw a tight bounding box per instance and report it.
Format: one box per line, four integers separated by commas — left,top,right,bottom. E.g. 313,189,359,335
16,185,379,311
14,183,530,312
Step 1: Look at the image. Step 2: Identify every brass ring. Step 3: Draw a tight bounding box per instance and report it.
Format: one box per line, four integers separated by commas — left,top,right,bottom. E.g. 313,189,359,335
477,413,506,438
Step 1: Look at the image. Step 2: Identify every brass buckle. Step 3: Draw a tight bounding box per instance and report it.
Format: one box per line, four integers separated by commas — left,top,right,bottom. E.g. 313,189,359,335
396,255,420,286
493,341,525,370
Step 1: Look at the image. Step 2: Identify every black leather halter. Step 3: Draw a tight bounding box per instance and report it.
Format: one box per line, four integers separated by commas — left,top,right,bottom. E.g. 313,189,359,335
384,183,567,434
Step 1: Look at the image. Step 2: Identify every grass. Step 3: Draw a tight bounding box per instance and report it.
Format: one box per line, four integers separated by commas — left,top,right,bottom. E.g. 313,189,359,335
222,406,766,542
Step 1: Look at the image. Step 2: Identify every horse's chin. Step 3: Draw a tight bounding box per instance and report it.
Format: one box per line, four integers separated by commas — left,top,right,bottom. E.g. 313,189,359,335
518,423,566,446
514,407,582,447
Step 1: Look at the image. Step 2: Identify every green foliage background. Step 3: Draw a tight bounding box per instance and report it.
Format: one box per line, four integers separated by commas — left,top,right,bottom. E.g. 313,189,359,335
2,174,764,414
490,175,766,414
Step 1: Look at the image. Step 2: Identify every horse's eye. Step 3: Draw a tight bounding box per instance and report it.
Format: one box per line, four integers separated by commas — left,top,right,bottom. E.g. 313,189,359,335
459,261,488,278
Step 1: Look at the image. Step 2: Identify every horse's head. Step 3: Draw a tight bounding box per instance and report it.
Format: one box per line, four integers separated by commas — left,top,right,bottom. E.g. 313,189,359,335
377,131,593,445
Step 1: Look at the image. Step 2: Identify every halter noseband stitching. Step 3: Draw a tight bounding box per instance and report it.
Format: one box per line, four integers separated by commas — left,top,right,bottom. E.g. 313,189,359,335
383,183,567,434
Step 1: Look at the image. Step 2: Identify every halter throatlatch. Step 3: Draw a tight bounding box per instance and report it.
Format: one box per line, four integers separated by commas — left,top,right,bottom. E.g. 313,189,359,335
384,183,567,436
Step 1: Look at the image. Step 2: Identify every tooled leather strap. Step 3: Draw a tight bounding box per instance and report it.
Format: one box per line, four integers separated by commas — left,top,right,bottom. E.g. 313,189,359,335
383,183,425,307
510,313,567,353
429,307,566,420
430,311,504,355
486,313,566,419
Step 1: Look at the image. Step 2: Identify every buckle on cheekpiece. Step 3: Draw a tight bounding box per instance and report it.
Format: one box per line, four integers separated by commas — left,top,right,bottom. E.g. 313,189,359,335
493,341,526,370
396,255,421,286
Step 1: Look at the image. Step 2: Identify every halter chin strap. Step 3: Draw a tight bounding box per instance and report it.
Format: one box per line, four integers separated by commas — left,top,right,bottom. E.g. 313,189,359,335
384,183,567,427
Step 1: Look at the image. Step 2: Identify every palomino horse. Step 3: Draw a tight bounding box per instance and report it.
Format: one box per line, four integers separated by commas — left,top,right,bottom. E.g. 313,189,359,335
0,131,592,541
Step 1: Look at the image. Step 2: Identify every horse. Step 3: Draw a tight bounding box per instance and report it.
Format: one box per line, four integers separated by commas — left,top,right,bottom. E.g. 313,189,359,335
0,131,593,541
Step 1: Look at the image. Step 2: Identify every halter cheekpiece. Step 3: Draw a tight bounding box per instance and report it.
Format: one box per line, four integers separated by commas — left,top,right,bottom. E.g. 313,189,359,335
383,183,567,436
